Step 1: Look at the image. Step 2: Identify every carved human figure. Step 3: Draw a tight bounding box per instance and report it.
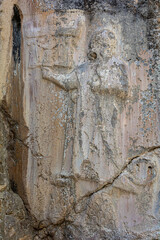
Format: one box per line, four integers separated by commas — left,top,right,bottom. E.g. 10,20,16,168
39,16,88,223
64,10,160,239
41,62,78,179
41,14,84,179
72,27,129,198
23,10,88,224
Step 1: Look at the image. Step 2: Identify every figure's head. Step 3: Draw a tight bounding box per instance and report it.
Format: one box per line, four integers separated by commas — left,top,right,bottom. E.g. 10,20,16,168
88,29,117,61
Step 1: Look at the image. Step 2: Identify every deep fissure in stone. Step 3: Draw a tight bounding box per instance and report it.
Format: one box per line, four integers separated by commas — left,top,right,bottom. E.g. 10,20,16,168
7,4,29,205
12,5,21,64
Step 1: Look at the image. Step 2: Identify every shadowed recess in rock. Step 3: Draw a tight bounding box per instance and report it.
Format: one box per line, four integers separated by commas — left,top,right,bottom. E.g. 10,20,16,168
12,5,21,64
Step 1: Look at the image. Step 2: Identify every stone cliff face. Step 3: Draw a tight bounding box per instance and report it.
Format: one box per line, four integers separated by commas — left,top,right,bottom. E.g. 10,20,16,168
0,0,160,239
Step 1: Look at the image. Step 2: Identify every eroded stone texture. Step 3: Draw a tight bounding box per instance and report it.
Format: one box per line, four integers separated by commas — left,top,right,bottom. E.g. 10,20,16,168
0,0,159,239
0,110,34,239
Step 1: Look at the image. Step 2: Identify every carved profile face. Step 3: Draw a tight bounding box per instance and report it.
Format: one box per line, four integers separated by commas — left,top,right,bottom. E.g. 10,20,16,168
127,158,157,186
113,150,160,232
88,29,117,61
113,152,159,193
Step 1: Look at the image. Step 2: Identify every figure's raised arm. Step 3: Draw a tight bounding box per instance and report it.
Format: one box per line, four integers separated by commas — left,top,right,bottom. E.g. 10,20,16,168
42,67,78,91
42,67,66,90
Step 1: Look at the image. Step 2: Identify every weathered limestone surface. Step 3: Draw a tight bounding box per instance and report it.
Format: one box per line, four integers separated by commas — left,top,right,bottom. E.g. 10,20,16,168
0,0,160,239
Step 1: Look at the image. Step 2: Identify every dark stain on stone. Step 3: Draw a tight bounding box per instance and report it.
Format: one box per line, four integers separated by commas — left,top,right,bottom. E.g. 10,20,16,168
111,107,118,128
10,179,18,193
55,0,85,9
103,139,113,160
0,173,4,185
119,64,128,90
12,5,21,64
155,191,160,216
95,95,102,122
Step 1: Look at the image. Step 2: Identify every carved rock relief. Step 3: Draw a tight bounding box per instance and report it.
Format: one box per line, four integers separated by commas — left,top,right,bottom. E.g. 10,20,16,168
72,18,130,199
0,1,159,238
70,11,160,206
9,6,159,228
65,149,160,239
22,9,88,223
25,11,86,72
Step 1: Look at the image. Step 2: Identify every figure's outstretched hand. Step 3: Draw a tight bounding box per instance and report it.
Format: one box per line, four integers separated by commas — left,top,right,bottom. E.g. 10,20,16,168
42,67,66,90
42,67,78,91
